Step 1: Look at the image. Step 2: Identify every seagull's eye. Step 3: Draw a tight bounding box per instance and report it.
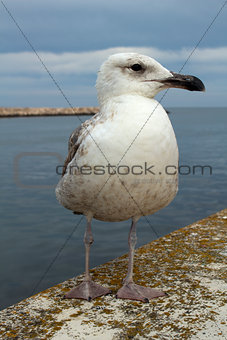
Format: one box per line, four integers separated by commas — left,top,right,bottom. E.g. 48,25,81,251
130,64,143,72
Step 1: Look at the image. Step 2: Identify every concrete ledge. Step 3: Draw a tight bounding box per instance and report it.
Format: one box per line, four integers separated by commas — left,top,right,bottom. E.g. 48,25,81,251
0,209,227,339
0,107,98,117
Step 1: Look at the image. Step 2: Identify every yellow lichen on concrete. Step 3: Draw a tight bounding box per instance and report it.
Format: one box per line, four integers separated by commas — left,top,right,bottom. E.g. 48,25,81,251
0,209,227,339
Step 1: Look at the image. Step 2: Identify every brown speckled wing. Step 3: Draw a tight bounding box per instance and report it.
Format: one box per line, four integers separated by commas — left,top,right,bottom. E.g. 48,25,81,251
62,125,83,176
62,113,101,177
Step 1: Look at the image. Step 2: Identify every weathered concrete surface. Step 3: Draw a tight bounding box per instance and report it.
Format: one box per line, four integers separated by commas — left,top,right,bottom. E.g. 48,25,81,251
0,107,98,117
0,209,227,339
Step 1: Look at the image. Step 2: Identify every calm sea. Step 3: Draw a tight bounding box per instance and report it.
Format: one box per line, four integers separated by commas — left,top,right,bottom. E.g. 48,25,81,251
0,108,226,310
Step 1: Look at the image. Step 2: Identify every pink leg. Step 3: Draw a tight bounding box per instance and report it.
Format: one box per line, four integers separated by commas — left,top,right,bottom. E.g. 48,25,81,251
64,215,111,301
116,217,166,302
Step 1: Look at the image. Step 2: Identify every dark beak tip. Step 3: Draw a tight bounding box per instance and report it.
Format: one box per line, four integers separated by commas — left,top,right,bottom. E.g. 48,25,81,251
192,76,206,92
200,82,206,92
167,72,205,92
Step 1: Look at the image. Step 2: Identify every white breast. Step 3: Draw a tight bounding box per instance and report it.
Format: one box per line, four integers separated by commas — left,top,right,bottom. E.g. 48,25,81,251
56,95,178,222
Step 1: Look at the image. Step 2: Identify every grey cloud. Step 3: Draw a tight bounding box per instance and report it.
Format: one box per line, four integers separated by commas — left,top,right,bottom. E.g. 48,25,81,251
1,0,226,53
1,47,227,75
1,0,226,107
0,46,226,107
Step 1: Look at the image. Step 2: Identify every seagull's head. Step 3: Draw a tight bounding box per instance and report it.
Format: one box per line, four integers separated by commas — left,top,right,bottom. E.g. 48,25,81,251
96,53,205,105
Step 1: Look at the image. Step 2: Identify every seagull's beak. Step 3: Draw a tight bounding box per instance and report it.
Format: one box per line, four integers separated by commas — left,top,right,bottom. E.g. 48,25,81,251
160,72,205,92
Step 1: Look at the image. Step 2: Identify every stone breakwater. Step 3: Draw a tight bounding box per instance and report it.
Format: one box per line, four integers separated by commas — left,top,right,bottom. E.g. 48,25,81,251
0,107,99,117
0,209,227,339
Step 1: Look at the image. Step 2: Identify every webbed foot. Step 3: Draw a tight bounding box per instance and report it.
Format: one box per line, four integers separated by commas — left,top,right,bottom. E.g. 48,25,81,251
116,282,166,302
64,280,111,301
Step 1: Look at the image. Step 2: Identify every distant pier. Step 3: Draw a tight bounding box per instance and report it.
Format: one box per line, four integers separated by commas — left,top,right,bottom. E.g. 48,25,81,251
0,209,227,339
0,107,98,117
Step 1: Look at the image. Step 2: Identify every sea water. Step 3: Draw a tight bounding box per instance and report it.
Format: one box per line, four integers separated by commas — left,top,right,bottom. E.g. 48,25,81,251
0,108,226,309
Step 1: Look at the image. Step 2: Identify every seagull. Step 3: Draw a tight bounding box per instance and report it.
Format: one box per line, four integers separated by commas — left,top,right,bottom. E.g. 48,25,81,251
56,53,205,302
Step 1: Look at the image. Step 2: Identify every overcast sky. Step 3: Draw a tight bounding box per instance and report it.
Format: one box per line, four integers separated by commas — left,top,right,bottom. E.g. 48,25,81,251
1,0,227,107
